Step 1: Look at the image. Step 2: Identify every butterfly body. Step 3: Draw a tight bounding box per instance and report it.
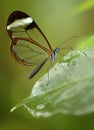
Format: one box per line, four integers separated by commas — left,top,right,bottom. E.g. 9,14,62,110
50,48,60,61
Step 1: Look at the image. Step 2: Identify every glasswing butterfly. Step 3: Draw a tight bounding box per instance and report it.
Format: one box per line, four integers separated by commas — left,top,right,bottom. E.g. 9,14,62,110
6,11,77,79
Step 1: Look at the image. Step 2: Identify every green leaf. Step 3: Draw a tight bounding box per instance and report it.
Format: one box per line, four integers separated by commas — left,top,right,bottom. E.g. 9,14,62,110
11,36,94,118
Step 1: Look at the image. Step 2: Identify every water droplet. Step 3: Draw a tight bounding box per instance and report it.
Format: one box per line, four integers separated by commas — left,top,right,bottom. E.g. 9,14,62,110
37,104,45,110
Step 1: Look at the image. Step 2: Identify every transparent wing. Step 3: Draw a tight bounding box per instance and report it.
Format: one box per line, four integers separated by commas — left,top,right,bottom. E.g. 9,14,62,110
6,11,53,66
10,38,48,66
7,11,52,52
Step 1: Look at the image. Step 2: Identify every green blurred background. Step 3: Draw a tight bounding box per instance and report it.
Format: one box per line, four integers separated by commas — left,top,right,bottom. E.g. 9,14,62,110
0,0,94,130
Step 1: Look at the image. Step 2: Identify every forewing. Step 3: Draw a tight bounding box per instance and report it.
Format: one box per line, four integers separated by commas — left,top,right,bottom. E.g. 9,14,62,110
7,11,52,51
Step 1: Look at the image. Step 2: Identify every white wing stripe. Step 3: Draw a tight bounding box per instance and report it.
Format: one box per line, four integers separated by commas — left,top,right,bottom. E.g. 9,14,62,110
7,17,33,30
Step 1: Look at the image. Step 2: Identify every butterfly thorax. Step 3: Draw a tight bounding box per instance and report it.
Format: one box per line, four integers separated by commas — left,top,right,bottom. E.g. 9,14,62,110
50,48,60,62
